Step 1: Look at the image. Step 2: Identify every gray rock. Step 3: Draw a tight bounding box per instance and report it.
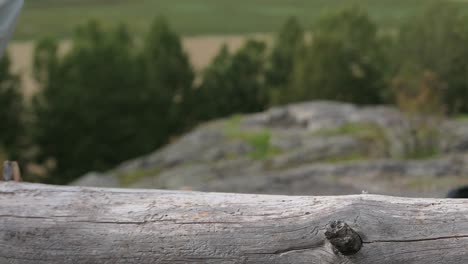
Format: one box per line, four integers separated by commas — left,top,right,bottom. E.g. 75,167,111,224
69,172,119,188
74,101,468,198
270,135,365,169
441,120,468,153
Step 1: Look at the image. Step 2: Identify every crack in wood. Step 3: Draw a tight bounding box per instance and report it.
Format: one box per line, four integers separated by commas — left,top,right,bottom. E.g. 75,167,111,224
0,214,249,226
0,215,68,219
363,234,468,243
244,242,323,256
273,243,324,255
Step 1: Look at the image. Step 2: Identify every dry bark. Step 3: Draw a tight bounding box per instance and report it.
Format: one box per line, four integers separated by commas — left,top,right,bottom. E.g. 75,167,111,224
1,182,467,263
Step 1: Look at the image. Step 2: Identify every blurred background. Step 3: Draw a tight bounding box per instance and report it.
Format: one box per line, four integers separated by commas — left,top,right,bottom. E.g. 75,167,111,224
3,0,468,197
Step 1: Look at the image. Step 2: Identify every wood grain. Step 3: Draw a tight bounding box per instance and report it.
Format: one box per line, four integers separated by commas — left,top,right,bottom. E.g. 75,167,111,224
0,182,467,263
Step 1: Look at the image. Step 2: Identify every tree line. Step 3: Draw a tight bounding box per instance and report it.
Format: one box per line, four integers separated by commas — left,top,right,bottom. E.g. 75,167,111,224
0,2,466,184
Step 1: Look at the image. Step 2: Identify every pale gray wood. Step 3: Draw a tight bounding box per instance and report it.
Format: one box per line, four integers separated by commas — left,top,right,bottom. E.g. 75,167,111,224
0,182,468,263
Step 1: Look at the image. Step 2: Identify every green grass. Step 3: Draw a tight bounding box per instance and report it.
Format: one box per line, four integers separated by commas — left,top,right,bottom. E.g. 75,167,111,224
403,126,441,160
404,175,468,190
243,131,281,160
315,122,386,141
322,151,368,164
224,115,281,160
455,114,468,122
15,0,468,40
315,122,390,158
316,122,442,160
117,167,161,187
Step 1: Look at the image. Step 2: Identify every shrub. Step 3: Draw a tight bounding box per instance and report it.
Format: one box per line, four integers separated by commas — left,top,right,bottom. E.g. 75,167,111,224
195,40,268,121
32,18,197,184
392,70,446,116
142,16,195,133
266,17,304,105
392,2,468,113
288,6,386,105
0,52,23,159
33,22,161,183
391,70,445,159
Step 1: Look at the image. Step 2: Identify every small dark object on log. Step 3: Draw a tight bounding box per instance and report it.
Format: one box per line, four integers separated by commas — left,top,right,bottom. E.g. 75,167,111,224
325,220,362,256
2,161,22,182
447,185,468,198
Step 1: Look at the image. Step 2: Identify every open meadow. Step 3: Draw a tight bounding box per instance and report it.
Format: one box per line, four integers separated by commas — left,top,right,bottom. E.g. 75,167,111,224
10,0,468,96
15,0,468,40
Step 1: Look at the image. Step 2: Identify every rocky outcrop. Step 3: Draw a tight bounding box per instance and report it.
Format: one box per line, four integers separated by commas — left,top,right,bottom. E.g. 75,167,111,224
71,101,468,197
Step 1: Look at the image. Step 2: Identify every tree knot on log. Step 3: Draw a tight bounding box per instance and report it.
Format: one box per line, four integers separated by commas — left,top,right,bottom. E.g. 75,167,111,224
325,220,362,256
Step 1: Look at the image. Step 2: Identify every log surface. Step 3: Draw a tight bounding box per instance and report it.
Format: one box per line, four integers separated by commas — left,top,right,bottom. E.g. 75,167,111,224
1,182,468,263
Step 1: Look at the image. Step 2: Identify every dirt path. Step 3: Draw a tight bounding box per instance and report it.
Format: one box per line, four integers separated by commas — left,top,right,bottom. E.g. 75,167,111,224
9,34,272,97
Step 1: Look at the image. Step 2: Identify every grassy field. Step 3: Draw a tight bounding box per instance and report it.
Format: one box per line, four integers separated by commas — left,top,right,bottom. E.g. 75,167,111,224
15,0,468,40
11,0,468,96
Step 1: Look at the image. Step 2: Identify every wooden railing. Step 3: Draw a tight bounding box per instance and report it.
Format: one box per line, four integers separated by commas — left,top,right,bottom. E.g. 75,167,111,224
0,181,467,263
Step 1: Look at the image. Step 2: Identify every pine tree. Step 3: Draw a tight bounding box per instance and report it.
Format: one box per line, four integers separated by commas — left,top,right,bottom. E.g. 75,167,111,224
0,52,22,158
142,16,195,134
33,22,154,183
289,6,385,105
393,2,468,113
195,40,268,121
266,17,304,105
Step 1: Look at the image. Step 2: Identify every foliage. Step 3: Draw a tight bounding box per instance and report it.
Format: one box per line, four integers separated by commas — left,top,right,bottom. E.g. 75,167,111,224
0,52,23,159
391,70,445,159
33,21,161,183
392,70,446,116
387,2,468,158
316,122,390,158
118,167,161,187
142,16,195,134
266,17,304,105
288,6,386,105
392,2,468,114
26,4,468,183
194,40,268,122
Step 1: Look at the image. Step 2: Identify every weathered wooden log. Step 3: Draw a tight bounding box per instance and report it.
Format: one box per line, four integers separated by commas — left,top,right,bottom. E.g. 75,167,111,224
1,182,468,264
